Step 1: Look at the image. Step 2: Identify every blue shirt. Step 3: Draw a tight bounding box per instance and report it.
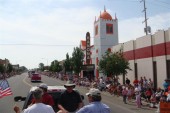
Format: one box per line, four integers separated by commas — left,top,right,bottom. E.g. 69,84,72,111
76,102,110,113
163,82,169,89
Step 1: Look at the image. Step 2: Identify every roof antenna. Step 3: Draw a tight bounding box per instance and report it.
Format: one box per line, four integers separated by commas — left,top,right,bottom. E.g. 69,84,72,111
100,11,101,17
115,13,117,20
104,5,106,12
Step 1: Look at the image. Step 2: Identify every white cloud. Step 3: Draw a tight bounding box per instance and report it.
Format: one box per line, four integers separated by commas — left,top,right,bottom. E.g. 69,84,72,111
0,6,98,68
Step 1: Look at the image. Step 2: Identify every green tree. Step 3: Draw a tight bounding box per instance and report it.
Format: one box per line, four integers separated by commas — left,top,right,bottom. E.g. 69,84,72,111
64,53,72,74
6,63,13,73
50,60,62,72
99,49,131,79
19,66,27,72
72,47,84,76
0,64,5,73
39,63,44,71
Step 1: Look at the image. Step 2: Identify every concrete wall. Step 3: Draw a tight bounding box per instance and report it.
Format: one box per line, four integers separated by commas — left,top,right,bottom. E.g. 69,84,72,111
123,40,135,84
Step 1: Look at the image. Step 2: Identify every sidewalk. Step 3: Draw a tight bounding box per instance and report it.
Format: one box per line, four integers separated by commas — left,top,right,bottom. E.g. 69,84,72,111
101,90,158,113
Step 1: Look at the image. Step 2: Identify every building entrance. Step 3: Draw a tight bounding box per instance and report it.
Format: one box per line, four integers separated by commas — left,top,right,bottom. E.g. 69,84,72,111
82,64,95,82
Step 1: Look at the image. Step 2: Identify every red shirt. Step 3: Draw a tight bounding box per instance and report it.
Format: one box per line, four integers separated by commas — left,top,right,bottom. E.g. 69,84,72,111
133,79,139,85
32,92,54,106
42,92,54,106
146,90,152,96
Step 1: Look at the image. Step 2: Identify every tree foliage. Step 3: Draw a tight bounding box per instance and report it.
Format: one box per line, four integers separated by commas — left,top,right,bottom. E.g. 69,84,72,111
50,60,62,72
0,64,5,73
64,53,72,74
6,63,13,73
39,63,44,71
20,66,27,72
71,47,84,75
99,49,131,78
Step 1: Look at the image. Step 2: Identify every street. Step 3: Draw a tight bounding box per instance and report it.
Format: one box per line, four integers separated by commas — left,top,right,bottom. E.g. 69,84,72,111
0,73,157,113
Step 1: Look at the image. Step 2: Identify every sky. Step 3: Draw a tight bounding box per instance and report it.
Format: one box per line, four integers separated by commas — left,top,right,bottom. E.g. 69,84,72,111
0,0,170,69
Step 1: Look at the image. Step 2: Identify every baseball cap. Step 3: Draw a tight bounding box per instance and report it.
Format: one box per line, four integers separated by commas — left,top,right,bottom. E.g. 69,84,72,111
86,88,101,96
38,83,48,89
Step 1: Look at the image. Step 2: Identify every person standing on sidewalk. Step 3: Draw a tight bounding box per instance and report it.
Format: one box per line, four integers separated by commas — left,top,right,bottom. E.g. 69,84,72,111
135,88,141,108
76,88,111,113
125,78,130,86
122,87,128,104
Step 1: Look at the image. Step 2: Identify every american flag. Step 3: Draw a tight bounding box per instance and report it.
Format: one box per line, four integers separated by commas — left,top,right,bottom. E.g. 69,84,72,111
0,79,12,98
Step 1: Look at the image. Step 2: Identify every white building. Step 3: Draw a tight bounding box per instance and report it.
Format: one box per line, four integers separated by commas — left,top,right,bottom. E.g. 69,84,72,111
80,8,118,79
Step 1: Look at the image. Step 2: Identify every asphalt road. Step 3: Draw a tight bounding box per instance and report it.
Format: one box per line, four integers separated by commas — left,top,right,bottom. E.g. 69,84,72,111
0,73,157,113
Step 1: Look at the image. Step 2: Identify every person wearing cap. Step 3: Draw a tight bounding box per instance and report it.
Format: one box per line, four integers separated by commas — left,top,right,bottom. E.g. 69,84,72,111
76,88,110,113
14,88,55,113
57,80,83,113
31,83,54,107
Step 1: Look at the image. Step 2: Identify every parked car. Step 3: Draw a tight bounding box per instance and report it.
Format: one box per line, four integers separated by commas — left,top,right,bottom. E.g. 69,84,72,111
14,85,84,112
31,73,41,82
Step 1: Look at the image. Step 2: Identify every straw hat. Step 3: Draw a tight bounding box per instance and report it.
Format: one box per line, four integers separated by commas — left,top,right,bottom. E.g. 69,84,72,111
64,81,76,88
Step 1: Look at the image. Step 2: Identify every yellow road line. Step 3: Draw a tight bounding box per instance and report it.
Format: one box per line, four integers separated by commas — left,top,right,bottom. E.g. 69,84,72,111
23,75,32,87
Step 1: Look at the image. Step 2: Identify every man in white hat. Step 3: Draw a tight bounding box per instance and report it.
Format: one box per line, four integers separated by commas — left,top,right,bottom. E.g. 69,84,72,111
76,88,110,113
57,81,83,113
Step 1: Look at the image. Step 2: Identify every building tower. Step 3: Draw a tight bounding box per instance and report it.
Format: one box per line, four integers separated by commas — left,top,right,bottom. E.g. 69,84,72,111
93,7,119,78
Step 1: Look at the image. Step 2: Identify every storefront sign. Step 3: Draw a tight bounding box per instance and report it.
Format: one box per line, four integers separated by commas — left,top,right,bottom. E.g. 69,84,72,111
86,32,91,64
82,64,95,71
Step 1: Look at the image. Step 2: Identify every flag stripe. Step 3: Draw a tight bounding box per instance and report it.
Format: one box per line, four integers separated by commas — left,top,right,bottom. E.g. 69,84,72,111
0,79,12,98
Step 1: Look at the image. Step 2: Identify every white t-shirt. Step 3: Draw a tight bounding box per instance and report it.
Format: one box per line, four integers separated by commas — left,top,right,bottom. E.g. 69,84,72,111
23,103,55,113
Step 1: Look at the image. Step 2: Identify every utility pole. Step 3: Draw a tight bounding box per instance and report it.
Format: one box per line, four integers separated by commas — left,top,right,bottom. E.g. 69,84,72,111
140,0,151,35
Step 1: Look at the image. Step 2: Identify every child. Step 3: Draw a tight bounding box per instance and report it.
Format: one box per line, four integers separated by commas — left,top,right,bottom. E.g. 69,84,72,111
135,88,141,108
122,87,128,104
127,87,132,102
150,93,157,108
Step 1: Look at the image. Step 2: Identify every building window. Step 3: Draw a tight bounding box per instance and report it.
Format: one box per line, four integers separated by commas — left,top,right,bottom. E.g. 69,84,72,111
135,63,138,79
106,24,113,34
167,60,170,79
95,25,98,36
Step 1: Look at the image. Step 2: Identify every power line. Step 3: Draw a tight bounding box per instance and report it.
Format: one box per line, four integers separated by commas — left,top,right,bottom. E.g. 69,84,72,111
0,44,77,46
108,0,138,2
0,43,116,47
